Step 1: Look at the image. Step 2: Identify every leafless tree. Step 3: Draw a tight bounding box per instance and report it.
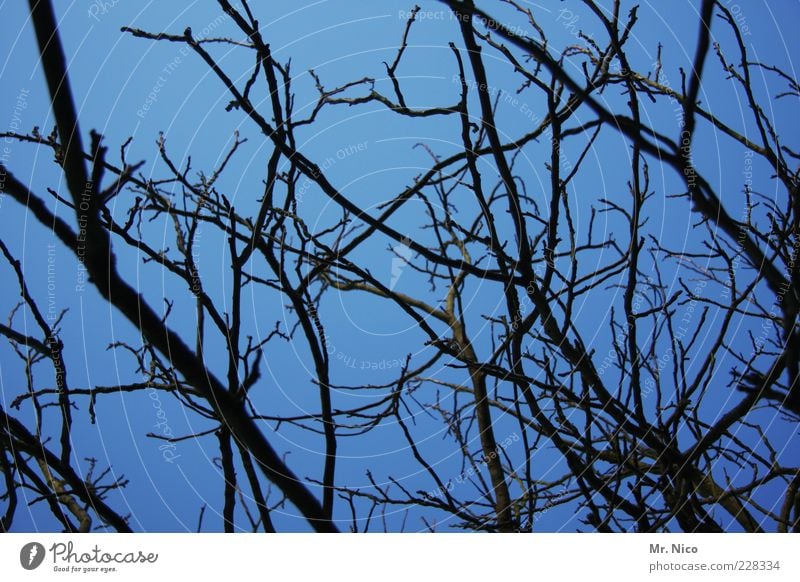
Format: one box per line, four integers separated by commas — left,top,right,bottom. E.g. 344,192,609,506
1,0,797,532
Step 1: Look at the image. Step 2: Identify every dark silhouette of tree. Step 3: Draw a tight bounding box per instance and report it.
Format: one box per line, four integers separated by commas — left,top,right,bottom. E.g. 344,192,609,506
1,0,797,532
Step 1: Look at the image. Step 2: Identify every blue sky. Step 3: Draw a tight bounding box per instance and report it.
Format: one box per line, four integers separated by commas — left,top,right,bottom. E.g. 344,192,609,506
1,1,798,532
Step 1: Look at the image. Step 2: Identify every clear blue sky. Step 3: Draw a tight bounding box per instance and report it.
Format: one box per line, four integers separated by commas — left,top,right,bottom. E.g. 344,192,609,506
1,1,798,531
